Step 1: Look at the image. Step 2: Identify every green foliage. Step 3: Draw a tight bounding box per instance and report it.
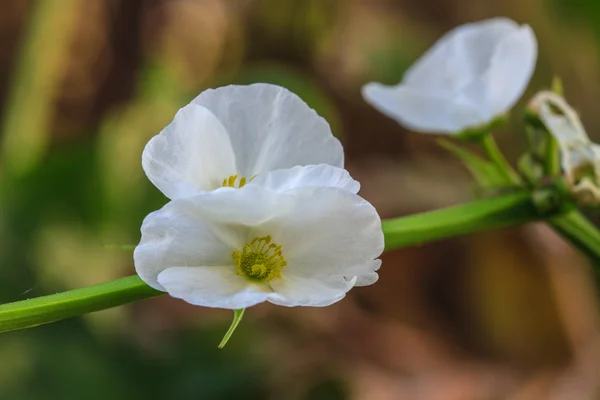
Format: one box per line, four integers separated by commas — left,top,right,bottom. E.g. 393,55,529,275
438,139,511,191
1,0,80,177
0,323,267,400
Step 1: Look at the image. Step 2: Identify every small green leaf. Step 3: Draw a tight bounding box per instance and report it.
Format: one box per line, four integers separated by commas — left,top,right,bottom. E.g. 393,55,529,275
518,152,545,186
218,309,245,349
438,139,511,189
523,118,561,180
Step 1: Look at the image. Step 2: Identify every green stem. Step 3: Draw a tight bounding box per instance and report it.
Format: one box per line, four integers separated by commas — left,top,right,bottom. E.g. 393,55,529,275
549,210,600,265
482,134,522,184
545,136,561,178
0,188,559,334
218,309,245,349
0,276,162,333
383,190,539,250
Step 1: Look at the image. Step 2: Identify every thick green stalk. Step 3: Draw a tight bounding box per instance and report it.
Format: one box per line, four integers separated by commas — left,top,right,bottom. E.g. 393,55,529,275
0,189,552,334
0,276,162,333
549,210,600,265
383,190,539,250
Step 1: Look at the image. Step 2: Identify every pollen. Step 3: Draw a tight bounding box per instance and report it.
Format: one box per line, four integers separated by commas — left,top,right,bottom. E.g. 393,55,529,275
222,174,251,188
232,235,286,282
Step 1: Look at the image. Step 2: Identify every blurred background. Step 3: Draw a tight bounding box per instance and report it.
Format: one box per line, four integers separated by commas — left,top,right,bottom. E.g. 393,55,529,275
1,0,600,399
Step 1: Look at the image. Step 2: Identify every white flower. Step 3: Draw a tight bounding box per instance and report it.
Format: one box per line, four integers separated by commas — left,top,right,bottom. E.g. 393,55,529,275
142,83,344,200
530,91,600,205
362,18,537,134
134,165,384,309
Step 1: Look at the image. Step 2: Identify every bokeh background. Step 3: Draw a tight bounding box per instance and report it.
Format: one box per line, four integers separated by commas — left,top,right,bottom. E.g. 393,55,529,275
1,0,600,399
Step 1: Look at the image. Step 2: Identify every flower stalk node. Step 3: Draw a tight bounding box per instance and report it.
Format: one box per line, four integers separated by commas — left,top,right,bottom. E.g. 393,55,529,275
532,182,573,217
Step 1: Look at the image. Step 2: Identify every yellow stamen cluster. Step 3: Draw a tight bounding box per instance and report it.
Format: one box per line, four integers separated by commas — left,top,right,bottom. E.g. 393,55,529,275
232,235,286,282
222,174,248,188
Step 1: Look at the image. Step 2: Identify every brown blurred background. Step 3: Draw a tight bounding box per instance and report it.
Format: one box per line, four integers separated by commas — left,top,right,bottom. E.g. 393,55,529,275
1,0,600,399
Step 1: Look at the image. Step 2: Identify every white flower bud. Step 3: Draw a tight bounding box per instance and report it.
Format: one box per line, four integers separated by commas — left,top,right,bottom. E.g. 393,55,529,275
362,18,537,134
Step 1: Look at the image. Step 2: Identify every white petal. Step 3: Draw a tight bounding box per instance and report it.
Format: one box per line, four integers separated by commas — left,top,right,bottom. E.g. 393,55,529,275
158,266,271,309
484,25,537,114
532,91,589,144
260,186,384,283
531,91,593,176
353,272,379,287
142,104,237,199
134,199,244,291
250,164,360,194
350,259,382,287
362,18,537,133
267,275,355,307
573,178,600,206
189,185,295,226
193,83,344,176
362,83,484,133
403,18,522,94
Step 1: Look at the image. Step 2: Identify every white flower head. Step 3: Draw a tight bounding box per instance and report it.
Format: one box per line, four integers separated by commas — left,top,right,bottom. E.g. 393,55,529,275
362,18,538,134
134,165,384,309
142,83,344,200
530,91,600,205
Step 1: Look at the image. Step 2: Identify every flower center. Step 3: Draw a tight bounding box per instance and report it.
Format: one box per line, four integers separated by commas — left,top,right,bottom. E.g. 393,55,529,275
232,235,286,282
222,174,249,188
